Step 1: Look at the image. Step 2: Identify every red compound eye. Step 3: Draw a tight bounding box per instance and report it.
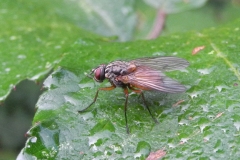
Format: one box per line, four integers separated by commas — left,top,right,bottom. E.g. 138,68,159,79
93,65,105,82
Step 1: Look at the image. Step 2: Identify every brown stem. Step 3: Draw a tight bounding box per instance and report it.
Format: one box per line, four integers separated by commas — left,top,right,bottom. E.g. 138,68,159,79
147,9,166,39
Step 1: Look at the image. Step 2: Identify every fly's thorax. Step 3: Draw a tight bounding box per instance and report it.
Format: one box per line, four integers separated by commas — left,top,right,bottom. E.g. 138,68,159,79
105,60,130,79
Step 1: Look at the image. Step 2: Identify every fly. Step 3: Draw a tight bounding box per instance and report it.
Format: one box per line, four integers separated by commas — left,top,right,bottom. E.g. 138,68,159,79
78,56,189,133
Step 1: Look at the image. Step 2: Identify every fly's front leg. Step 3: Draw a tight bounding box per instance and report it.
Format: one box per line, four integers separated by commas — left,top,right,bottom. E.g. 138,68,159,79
78,85,116,113
123,87,130,134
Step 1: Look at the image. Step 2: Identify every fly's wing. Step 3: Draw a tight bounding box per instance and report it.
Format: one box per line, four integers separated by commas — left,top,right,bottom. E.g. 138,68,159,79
125,66,186,93
130,56,189,72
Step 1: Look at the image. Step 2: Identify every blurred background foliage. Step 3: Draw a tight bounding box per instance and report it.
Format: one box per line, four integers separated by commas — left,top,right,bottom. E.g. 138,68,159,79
0,0,240,159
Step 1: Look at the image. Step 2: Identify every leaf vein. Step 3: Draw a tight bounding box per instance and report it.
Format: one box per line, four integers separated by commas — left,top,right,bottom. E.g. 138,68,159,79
211,43,240,81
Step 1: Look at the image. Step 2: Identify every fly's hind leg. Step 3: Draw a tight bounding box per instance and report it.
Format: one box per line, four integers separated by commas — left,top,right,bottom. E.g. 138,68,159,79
128,86,159,124
139,92,159,124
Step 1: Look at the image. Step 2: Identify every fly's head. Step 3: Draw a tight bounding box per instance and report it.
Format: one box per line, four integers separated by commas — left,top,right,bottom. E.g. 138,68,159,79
89,64,106,82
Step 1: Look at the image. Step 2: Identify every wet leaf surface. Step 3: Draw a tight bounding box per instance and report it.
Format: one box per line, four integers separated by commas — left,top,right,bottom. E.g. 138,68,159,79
18,19,240,159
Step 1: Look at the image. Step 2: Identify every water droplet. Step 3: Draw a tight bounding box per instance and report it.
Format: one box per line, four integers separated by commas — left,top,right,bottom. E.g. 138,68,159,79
191,147,203,155
55,45,61,49
228,44,236,48
78,82,95,89
5,68,10,72
45,62,52,68
189,91,203,99
152,52,165,56
221,128,226,133
227,103,239,112
89,135,100,145
75,39,94,46
17,54,26,59
10,36,17,40
88,130,113,146
197,67,214,75
30,137,37,143
110,144,122,153
64,95,82,106
215,85,229,92
180,138,189,144
234,122,240,131
168,143,176,148
121,6,131,15
36,37,42,42
221,40,228,44
201,105,209,112
178,119,189,126
204,135,211,142
200,123,208,133
59,142,73,151
181,104,190,111
92,145,97,151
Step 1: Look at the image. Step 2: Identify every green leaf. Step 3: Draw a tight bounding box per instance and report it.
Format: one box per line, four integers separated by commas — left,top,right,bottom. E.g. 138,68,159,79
0,0,101,100
1,1,239,102
59,0,137,41
18,18,240,159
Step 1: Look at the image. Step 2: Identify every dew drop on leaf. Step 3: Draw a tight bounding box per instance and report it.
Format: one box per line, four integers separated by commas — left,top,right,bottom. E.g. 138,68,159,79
30,137,37,143
233,122,240,131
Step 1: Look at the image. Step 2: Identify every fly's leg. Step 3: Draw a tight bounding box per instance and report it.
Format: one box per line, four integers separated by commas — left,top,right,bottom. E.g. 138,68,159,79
78,85,116,113
139,92,159,124
123,87,130,134
128,86,159,124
